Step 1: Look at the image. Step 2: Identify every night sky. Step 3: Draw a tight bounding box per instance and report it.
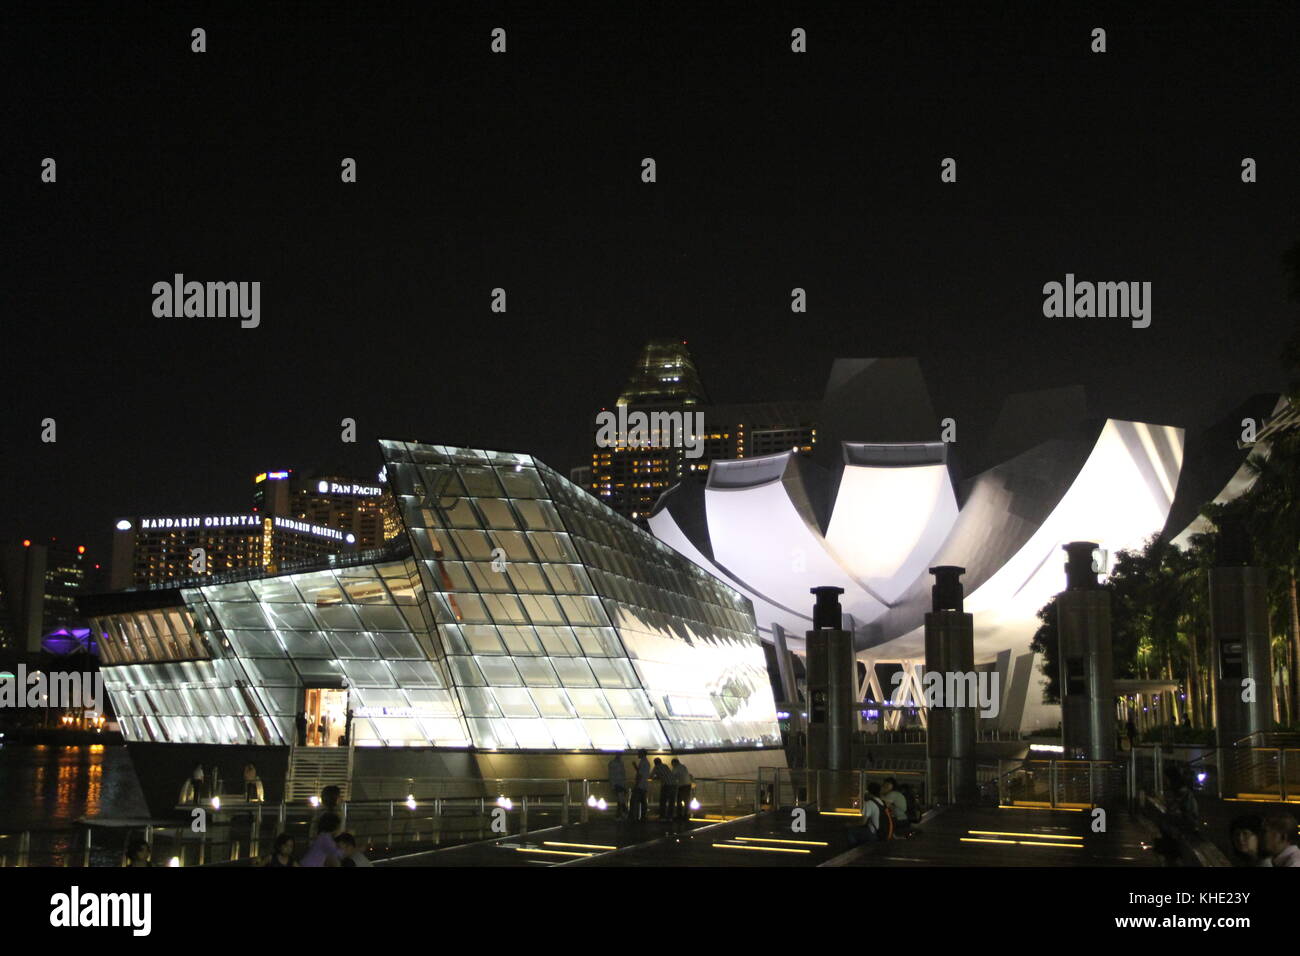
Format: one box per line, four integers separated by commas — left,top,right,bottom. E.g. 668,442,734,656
3,1,1298,566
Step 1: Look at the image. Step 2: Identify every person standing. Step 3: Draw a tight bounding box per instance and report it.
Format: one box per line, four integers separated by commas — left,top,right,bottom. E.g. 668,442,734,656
243,763,259,801
295,711,308,746
190,764,205,805
630,750,651,822
652,757,674,820
607,753,628,819
671,758,692,821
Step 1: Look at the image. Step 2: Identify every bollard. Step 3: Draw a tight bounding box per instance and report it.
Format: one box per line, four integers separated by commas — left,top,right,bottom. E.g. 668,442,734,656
521,794,529,835
18,832,31,868
387,800,394,848
580,780,590,824
83,827,92,867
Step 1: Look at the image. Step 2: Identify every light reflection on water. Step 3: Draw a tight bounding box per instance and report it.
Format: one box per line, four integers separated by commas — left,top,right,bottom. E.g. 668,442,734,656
0,744,149,866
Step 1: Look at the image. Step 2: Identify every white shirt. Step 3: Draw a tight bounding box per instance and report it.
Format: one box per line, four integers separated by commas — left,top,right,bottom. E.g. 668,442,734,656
862,799,881,833
1272,844,1300,867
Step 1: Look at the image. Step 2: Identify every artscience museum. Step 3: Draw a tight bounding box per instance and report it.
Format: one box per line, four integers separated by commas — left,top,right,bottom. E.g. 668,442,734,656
648,359,1280,733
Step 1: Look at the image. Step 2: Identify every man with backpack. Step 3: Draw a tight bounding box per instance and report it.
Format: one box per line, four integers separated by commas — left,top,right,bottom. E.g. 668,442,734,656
847,781,893,847
881,777,913,836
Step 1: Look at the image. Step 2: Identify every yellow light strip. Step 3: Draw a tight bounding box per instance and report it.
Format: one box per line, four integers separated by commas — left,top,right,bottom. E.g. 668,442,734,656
818,811,860,817
1018,841,1084,848
543,841,616,851
960,837,1016,844
514,847,593,858
734,837,829,847
998,804,1086,812
713,843,811,854
968,830,1083,841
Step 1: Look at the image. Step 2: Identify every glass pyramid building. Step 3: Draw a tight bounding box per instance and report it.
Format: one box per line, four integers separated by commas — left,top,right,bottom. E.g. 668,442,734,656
90,442,780,754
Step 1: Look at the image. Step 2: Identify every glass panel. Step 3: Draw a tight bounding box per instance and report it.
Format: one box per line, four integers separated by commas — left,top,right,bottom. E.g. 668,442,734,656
476,657,522,686
277,630,334,658
498,466,547,498
389,660,445,688
514,657,559,687
314,605,363,631
474,497,518,529
494,688,538,718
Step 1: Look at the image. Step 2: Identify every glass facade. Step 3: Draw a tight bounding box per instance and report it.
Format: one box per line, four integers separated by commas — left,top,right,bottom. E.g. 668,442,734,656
93,442,779,752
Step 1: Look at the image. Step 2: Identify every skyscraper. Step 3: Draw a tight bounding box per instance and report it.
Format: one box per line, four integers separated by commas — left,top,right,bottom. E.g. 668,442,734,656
586,340,818,525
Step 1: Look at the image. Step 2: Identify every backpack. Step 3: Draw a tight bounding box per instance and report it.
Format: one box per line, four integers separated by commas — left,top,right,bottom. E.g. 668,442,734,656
868,796,895,841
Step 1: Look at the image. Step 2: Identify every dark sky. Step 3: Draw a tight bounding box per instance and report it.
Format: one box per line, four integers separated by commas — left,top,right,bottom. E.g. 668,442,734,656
3,1,1298,565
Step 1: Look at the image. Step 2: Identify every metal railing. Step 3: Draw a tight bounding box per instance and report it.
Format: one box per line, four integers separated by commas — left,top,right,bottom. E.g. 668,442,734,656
988,758,1127,809
760,766,929,814
0,774,768,867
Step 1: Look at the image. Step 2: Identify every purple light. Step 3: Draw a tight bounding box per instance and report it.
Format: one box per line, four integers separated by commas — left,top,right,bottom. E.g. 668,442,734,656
41,627,96,656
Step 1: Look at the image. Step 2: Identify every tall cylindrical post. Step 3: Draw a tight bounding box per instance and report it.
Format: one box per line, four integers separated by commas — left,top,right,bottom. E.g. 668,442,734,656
924,566,977,804
1057,542,1115,762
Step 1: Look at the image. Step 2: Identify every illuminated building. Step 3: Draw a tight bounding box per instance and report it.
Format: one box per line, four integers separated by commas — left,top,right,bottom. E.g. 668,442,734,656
109,513,358,590
0,540,99,653
586,340,818,525
83,440,780,813
252,468,402,547
647,358,1277,733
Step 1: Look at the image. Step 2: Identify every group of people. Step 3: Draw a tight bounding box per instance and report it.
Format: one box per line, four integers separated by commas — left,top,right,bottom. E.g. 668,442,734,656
1228,813,1300,867
608,750,694,822
182,762,264,804
296,708,352,747
848,777,921,846
261,814,373,867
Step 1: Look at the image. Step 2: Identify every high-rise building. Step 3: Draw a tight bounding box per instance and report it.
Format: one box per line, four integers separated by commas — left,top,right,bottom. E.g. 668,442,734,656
616,338,707,406
109,513,359,590
252,468,402,547
0,539,101,653
585,341,818,525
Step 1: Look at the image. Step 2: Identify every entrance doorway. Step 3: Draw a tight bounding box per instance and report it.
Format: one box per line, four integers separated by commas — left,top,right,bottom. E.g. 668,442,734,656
303,687,348,747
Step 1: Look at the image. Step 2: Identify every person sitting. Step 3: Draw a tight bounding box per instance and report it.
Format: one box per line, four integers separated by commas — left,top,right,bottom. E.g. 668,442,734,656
124,838,153,867
1261,813,1300,867
300,812,343,867
263,833,298,867
847,782,891,846
336,832,373,867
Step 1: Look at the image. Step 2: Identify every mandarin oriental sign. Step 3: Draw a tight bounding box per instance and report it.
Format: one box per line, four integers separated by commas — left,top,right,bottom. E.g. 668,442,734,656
273,516,345,541
139,515,260,530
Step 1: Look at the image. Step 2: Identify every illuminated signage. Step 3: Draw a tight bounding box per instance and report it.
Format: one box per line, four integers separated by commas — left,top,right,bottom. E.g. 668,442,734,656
272,516,346,541
317,479,382,497
268,471,290,480
354,706,439,719
139,515,260,530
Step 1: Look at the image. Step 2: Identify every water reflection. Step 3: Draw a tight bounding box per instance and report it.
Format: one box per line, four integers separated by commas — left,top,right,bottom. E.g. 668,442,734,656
0,745,148,866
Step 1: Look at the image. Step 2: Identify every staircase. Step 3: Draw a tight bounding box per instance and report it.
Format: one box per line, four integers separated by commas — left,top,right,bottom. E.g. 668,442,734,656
285,745,353,802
